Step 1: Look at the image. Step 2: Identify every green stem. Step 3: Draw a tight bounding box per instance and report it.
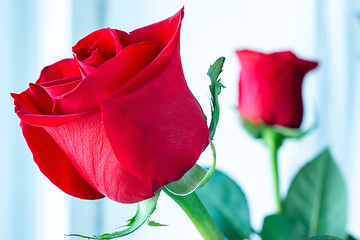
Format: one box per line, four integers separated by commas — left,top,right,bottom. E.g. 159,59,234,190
263,128,283,212
270,141,281,212
164,189,224,240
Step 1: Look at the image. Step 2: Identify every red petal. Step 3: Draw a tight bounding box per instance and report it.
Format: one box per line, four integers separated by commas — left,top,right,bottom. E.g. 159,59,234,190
72,29,109,61
37,58,81,84
86,28,118,60
114,29,136,48
44,114,155,203
102,46,209,182
41,77,81,101
152,180,169,192
12,90,42,115
112,7,184,96
39,75,82,88
29,83,54,115
271,52,318,128
54,41,162,114
130,8,184,49
12,90,85,127
84,49,106,66
20,122,104,200
236,50,276,125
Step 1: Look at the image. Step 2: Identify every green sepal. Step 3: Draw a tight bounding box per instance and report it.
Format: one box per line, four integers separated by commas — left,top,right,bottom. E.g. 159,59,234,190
241,117,262,139
197,169,251,240
240,116,316,142
164,142,217,196
271,123,317,139
147,220,167,227
208,57,226,141
67,191,160,239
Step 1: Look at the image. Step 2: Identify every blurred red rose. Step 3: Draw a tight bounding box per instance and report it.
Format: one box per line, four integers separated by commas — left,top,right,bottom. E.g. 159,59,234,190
12,8,209,203
236,50,318,128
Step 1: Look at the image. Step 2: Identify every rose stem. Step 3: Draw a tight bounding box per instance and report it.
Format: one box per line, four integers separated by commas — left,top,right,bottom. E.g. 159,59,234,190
164,189,224,240
263,128,283,212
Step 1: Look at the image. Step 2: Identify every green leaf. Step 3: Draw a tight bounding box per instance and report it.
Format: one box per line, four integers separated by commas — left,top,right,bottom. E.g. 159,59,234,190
197,170,251,239
347,235,357,240
208,57,225,140
164,142,217,196
261,213,307,240
284,149,347,239
67,191,160,239
306,236,343,240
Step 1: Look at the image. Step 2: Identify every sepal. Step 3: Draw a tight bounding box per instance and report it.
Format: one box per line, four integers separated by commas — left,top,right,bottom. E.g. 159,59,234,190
208,57,226,141
164,142,217,196
241,116,316,146
67,191,160,239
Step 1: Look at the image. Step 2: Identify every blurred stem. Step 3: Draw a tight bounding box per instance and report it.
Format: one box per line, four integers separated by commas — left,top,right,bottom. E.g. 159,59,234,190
263,128,283,212
164,189,224,240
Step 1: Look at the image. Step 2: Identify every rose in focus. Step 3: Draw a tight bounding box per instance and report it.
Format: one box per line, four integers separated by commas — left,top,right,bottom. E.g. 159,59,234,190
236,50,318,129
12,9,209,203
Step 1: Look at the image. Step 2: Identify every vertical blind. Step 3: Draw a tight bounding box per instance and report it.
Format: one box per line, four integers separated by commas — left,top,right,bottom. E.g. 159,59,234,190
1,0,38,239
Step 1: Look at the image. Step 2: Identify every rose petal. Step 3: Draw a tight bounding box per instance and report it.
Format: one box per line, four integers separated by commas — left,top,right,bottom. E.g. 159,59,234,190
39,75,82,88
72,29,112,61
20,122,104,200
152,180,169,193
236,50,277,125
114,29,136,48
101,47,209,182
74,29,122,76
78,49,107,75
130,7,184,49
37,58,81,84
41,77,82,101
54,41,162,115
44,114,155,203
12,91,85,127
86,28,118,60
29,83,54,115
270,52,318,128
73,28,132,63
12,90,42,115
111,7,184,97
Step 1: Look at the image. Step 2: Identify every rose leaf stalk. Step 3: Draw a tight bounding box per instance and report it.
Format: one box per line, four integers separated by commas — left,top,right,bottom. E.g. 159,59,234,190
164,188,224,240
262,128,284,213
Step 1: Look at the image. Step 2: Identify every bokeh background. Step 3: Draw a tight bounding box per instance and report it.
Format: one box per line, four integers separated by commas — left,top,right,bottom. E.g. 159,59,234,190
1,0,359,239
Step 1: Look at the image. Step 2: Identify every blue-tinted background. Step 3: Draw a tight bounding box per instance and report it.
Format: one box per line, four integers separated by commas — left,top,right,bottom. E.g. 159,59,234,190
1,0,359,239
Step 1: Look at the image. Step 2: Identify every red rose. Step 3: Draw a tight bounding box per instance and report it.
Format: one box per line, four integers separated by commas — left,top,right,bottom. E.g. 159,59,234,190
12,8,209,203
236,50,318,128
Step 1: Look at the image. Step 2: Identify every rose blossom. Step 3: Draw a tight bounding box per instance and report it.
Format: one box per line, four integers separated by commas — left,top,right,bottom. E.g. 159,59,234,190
236,50,318,128
12,8,209,203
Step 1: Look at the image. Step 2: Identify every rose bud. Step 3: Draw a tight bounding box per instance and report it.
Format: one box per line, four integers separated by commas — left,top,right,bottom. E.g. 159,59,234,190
12,8,209,203
236,50,318,129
